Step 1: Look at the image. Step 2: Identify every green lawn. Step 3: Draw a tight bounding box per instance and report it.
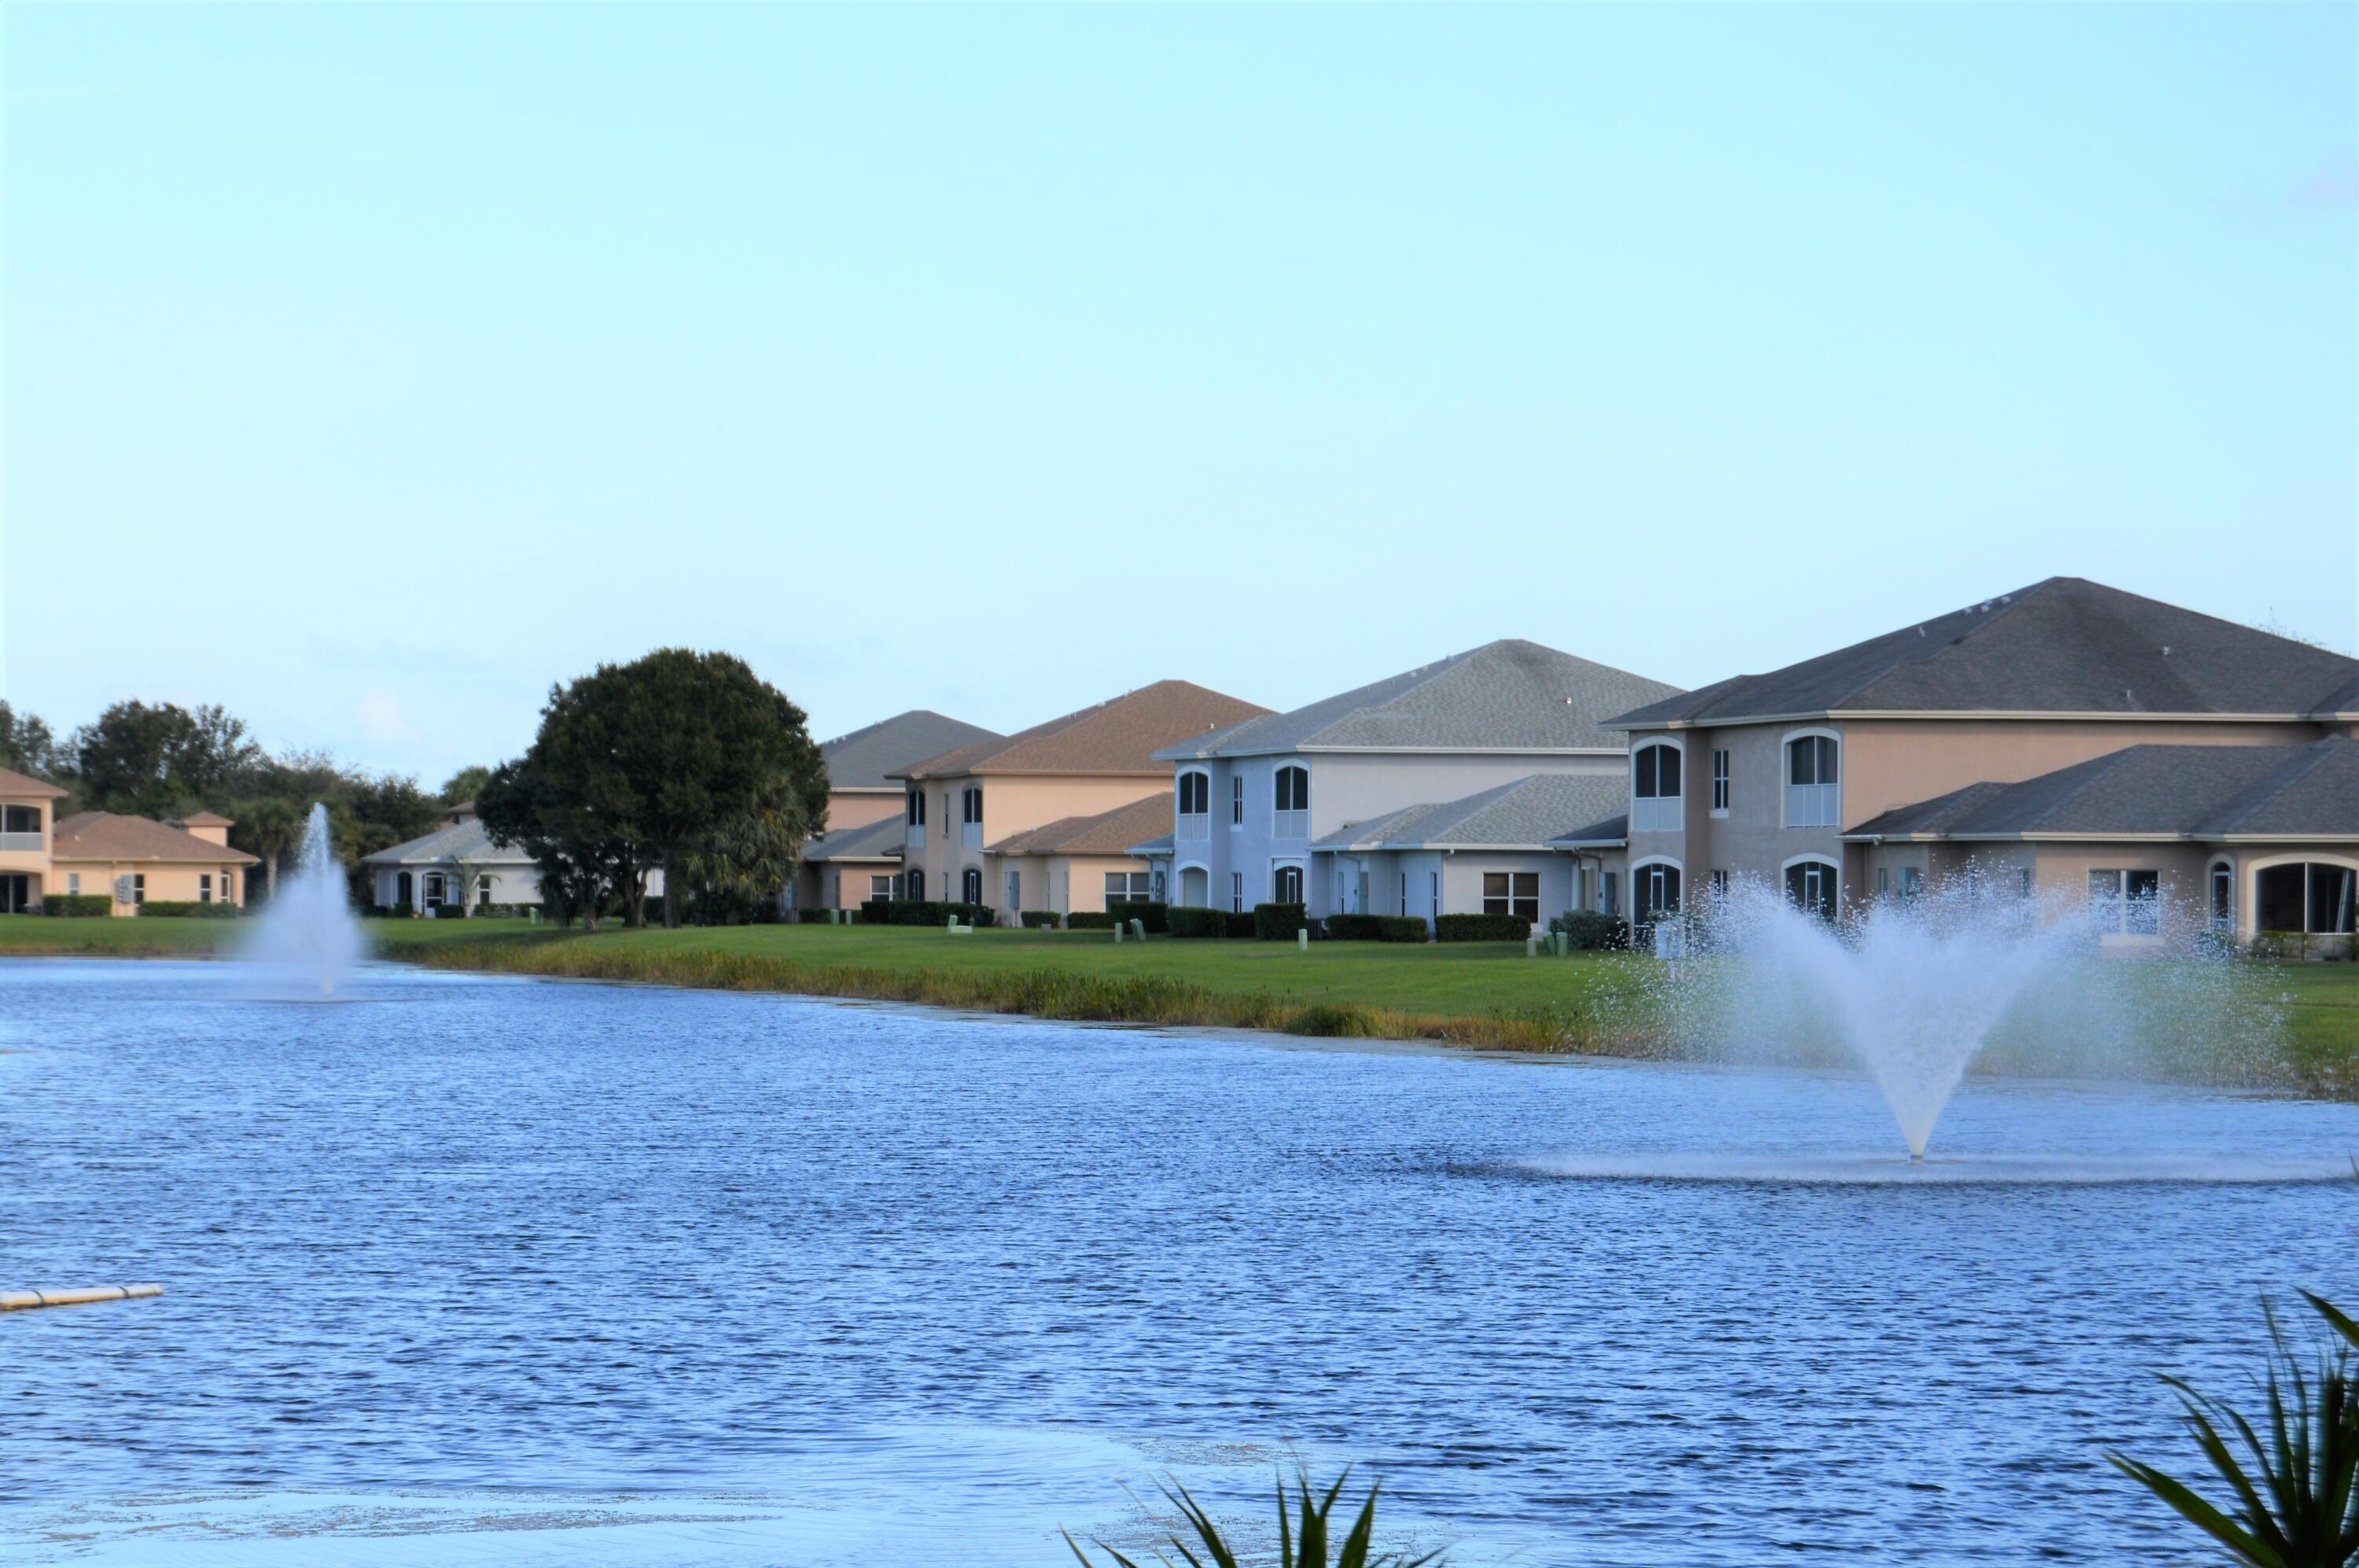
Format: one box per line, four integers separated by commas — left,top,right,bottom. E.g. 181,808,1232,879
5,913,2354,1096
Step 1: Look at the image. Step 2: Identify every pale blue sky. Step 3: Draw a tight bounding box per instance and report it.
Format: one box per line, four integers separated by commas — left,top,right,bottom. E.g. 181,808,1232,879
5,3,2353,779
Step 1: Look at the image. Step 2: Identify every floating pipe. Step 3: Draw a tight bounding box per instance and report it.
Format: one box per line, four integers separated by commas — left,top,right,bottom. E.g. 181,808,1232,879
0,1284,163,1312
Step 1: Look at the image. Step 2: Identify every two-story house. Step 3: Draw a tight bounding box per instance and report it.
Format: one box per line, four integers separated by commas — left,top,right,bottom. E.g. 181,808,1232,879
1592,577,2359,948
889,680,1269,918
1140,640,1680,929
790,709,999,914
0,767,67,913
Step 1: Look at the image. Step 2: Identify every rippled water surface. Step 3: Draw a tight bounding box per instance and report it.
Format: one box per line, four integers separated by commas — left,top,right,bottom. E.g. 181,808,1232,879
3,957,2355,1566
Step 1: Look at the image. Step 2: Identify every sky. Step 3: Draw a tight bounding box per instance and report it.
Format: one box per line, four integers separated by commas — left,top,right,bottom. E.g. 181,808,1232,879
3,3,2353,783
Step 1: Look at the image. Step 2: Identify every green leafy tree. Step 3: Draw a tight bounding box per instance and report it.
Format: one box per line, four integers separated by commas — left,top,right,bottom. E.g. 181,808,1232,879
72,700,263,814
232,797,304,902
475,752,635,932
0,700,63,778
438,765,491,807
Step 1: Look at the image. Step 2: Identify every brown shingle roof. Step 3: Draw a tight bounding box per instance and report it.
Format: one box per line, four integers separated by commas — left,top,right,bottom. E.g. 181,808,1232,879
0,767,67,800
893,682,1270,780
987,793,1176,857
52,812,259,865
172,811,234,826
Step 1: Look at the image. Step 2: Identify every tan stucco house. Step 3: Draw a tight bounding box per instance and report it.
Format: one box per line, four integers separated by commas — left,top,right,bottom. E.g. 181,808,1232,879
889,680,1270,919
789,709,999,914
49,809,259,914
1588,577,2359,949
0,766,68,913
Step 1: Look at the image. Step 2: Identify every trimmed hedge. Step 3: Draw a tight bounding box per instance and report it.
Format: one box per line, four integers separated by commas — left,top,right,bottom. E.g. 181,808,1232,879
1437,912,1531,942
1226,911,1257,938
1107,900,1168,935
1325,913,1429,943
39,894,112,918
1020,911,1064,929
796,907,837,923
1167,907,1231,939
1252,902,1308,940
1065,911,1116,930
138,900,239,918
858,899,997,927
1550,911,1629,950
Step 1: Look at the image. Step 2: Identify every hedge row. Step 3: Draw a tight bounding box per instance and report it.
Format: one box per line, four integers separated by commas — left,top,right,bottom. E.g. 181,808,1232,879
138,900,239,919
39,894,112,918
1251,902,1308,940
1324,913,1429,943
1065,911,1115,929
1435,912,1532,942
1549,911,1630,950
1019,911,1064,929
1106,900,1168,935
858,900,998,927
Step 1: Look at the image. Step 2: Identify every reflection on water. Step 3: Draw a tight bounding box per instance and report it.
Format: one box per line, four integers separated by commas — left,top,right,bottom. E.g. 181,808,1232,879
2,959,2355,1566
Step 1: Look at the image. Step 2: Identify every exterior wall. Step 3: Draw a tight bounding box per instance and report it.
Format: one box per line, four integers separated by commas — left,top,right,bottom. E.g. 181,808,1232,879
1173,750,1625,920
370,862,541,909
0,793,53,890
791,856,898,912
54,859,249,915
983,852,1153,916
1306,847,1571,932
824,789,902,834
902,774,1168,905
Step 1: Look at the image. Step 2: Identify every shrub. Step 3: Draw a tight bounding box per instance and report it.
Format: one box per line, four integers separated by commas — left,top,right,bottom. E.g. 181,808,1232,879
1551,911,1628,950
1253,901,1308,940
1107,900,1168,934
1019,910,1063,929
795,907,837,923
1065,911,1116,929
1167,907,1230,939
1225,911,1257,937
138,900,239,918
1325,913,1428,943
857,899,997,928
389,900,415,919
1437,911,1530,942
39,894,112,918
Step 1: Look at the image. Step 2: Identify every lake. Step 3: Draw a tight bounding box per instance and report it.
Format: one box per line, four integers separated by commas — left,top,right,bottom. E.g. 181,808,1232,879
3,957,2354,1565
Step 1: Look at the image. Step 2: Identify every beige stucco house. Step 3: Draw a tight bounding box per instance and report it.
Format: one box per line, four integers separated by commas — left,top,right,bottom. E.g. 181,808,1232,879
789,710,999,914
889,680,1270,918
1588,577,2359,948
0,766,68,913
49,809,258,914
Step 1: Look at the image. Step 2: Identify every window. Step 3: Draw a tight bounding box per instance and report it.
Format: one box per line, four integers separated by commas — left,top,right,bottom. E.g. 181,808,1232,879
961,787,984,824
476,875,491,907
1231,775,1243,826
1901,867,1924,901
1599,870,1617,917
870,874,892,902
1430,870,1440,915
2208,863,2232,931
68,873,81,896
1104,871,1151,904
907,869,925,900
396,870,413,906
1399,873,1408,916
2256,863,2357,935
1786,734,1841,827
1633,863,1681,922
907,791,926,825
422,872,446,907
0,804,38,834
1878,867,1889,896
132,873,146,905
962,867,982,904
1178,771,1211,839
2089,869,2161,935
1785,859,1836,920
1632,742,1683,833
1482,871,1540,924
1273,864,1304,904
1710,750,1730,814
1231,871,1243,913
199,874,213,904
1273,766,1310,838
1709,870,1728,896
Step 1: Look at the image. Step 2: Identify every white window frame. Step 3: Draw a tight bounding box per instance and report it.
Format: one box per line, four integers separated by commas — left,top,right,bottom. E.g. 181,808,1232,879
1481,869,1542,923
2206,857,2234,933
1177,769,1212,841
1104,870,1152,904
68,872,81,896
1272,860,1305,905
870,874,893,902
1780,852,1839,918
1272,765,1310,840
1230,775,1243,828
199,874,213,904
1631,855,1684,923
1630,738,1684,834
1710,749,1730,815
1781,727,1842,830
1231,871,1243,913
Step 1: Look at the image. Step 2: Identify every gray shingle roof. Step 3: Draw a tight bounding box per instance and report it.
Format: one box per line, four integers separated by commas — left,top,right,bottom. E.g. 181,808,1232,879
1607,578,2359,729
1844,738,2359,841
361,817,535,867
822,711,999,791
1548,813,1629,848
1157,640,1681,760
1312,773,1632,851
799,814,908,864
1125,831,1175,857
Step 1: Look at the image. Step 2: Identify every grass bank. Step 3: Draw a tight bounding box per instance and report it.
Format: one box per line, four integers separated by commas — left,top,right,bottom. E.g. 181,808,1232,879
4,915,2353,1096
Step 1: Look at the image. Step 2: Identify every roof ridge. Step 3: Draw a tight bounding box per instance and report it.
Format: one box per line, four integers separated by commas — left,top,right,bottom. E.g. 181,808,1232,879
2197,737,2343,834
2014,742,2155,832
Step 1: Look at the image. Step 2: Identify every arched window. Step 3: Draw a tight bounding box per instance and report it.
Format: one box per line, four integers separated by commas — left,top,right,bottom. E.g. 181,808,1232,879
2257,862,2357,935
1273,767,1309,838
1634,860,1682,922
1273,864,1305,904
907,791,926,825
1785,733,1841,828
961,787,983,823
1785,858,1837,920
1177,771,1211,840
907,868,925,901
961,867,981,905
396,870,414,906
1632,742,1683,833
2208,859,2234,932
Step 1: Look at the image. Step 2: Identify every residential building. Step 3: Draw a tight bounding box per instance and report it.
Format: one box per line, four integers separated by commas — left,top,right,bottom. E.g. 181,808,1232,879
890,680,1271,918
363,804,543,913
50,810,259,914
789,709,999,913
1592,577,2359,938
0,767,68,913
1309,773,1630,930
989,794,1176,920
1142,640,1680,926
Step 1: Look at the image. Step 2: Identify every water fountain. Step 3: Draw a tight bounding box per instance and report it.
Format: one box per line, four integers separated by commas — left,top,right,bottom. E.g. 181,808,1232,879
245,803,365,997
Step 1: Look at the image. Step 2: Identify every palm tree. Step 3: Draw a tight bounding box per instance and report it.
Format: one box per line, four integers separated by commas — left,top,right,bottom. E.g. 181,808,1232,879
234,798,303,903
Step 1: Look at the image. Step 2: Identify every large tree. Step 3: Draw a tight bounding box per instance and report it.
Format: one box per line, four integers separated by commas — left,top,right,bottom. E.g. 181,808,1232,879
72,700,263,814
474,753,637,932
0,701,63,779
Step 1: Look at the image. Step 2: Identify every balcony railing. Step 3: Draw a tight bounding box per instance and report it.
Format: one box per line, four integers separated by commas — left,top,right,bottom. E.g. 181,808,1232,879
1631,797,1680,834
1177,813,1209,841
0,832,43,854
1272,809,1308,841
961,822,982,850
907,824,926,851
1785,784,1840,829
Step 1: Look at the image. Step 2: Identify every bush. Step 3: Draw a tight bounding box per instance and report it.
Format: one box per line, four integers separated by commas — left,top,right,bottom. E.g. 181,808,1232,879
1065,911,1116,929
859,899,997,927
1166,907,1231,939
1550,911,1628,950
1107,900,1168,934
1323,913,1428,943
138,900,239,918
1225,911,1257,938
1020,911,1063,929
1436,911,1531,942
795,907,837,923
1252,902,1308,940
39,894,111,918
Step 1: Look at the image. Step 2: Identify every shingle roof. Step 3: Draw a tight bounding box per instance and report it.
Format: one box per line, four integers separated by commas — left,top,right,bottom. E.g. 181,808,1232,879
52,812,259,865
798,814,907,865
0,766,66,800
988,793,1175,858
821,710,1000,792
1126,831,1175,857
1606,578,2359,729
360,817,535,867
1159,640,1681,760
1312,773,1632,851
895,682,1269,780
1549,813,1630,848
1844,738,2359,841
172,811,234,827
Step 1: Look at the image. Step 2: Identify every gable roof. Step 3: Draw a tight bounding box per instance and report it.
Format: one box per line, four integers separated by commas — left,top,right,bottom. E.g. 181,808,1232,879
359,816,535,867
798,814,907,865
822,710,1000,792
1312,772,1632,852
895,682,1268,780
0,766,66,800
172,811,234,827
52,812,259,865
1550,812,1630,849
988,793,1176,858
1843,738,2359,842
1606,578,2359,730
1159,640,1681,760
